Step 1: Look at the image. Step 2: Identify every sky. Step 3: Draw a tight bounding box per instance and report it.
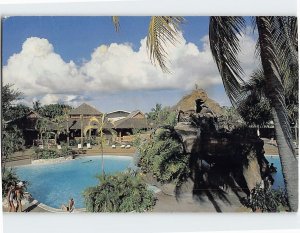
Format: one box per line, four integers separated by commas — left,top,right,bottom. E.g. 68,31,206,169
2,16,258,113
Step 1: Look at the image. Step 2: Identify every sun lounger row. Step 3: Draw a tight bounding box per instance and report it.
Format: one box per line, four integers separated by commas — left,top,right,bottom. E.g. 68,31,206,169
111,144,131,149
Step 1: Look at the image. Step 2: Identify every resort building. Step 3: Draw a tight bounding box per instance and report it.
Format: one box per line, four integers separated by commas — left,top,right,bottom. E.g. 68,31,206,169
67,103,149,144
106,110,131,123
6,110,58,146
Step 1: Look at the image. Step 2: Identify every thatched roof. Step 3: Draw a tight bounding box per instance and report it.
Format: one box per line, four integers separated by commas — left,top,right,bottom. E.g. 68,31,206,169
69,103,102,116
106,110,130,119
68,118,114,130
113,118,148,129
7,111,58,131
175,89,224,116
113,110,148,129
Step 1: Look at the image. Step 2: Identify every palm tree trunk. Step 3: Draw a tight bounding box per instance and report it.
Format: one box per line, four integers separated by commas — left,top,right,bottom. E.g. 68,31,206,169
80,114,83,146
256,16,298,211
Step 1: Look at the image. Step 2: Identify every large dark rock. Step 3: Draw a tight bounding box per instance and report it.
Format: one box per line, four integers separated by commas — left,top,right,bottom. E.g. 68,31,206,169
174,122,200,153
172,90,267,194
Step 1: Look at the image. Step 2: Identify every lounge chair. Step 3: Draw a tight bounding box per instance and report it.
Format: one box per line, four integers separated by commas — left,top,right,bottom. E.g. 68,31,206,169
120,145,126,149
111,145,116,149
87,143,92,149
126,145,131,149
39,145,44,149
57,145,62,150
78,144,82,149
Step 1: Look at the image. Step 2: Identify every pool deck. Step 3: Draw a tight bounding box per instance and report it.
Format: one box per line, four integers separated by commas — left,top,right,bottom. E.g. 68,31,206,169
2,139,289,213
3,188,250,213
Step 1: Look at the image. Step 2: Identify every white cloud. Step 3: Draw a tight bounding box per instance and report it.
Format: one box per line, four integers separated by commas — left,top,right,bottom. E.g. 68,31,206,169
3,32,257,107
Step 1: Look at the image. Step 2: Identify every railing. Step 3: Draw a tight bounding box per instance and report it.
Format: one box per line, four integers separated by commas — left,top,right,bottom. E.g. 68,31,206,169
33,139,57,147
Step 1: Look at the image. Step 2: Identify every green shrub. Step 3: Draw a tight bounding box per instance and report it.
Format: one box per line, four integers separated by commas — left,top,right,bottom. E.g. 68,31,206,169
138,128,190,186
34,148,59,159
59,144,73,157
241,185,289,212
83,170,156,212
2,169,21,196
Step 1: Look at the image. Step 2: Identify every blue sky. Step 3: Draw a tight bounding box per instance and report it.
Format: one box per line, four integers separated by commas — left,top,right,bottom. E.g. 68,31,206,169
3,16,209,65
2,16,256,112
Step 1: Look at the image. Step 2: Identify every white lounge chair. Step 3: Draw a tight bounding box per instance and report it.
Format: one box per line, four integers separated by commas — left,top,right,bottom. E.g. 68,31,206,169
120,145,126,149
39,145,44,149
126,145,131,149
111,145,116,149
87,143,92,149
78,144,82,149
57,145,62,150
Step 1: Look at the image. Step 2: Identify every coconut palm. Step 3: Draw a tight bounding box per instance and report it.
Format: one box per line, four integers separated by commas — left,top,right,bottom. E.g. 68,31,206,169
84,114,107,177
209,16,298,211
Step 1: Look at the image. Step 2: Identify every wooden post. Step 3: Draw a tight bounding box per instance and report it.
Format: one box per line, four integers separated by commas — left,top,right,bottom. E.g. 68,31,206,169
66,114,70,147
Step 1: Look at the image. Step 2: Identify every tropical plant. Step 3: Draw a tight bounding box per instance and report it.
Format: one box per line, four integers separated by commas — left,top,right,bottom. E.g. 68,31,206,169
84,114,107,176
2,169,19,196
146,103,177,127
5,104,31,122
39,103,72,119
139,127,190,187
35,118,49,143
33,148,59,160
209,16,298,211
83,170,156,212
1,84,22,121
2,126,25,174
241,184,289,212
32,100,42,113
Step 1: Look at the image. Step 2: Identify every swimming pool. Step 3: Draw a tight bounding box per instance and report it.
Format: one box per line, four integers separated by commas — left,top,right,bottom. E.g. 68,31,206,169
266,155,285,190
15,155,134,209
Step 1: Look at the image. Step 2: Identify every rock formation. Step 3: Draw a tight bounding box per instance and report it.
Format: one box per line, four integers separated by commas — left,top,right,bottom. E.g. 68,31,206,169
172,89,268,195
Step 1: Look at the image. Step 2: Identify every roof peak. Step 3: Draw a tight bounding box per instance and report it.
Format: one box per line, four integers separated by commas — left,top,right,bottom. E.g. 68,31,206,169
70,103,102,115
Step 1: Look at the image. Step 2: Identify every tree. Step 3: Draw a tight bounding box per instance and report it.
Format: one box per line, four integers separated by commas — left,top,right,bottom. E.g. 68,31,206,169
84,114,106,177
83,170,156,212
40,103,72,119
2,84,22,121
5,104,31,121
146,103,177,127
209,16,298,211
35,118,49,144
2,126,25,174
32,100,42,113
238,70,273,128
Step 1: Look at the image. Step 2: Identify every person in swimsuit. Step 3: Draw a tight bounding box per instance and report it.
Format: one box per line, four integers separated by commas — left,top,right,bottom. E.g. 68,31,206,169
61,198,75,212
15,181,24,212
7,184,16,212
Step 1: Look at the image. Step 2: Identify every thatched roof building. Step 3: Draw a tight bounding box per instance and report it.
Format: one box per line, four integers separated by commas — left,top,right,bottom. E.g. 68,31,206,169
69,103,102,117
174,89,224,116
113,110,148,129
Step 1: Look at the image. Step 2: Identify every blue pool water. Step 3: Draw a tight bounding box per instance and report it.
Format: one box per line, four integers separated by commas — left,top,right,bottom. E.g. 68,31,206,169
15,156,133,208
266,155,285,190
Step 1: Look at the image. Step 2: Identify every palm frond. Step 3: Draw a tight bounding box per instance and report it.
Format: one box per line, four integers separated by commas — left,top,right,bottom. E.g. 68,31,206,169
112,16,120,32
256,16,295,154
146,16,185,73
209,16,246,106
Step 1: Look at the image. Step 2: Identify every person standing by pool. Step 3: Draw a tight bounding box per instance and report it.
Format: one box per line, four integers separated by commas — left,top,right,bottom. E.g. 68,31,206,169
61,198,75,212
7,183,16,212
15,181,24,212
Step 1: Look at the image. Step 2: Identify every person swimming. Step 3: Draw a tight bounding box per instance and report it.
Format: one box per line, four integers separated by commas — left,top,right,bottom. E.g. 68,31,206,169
82,160,92,163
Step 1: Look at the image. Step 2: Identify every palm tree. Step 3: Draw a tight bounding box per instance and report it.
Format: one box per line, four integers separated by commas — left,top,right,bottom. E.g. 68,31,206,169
209,17,298,211
84,114,106,177
112,16,298,211
36,118,48,145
